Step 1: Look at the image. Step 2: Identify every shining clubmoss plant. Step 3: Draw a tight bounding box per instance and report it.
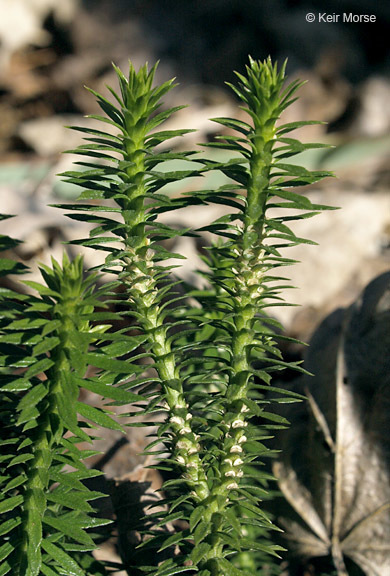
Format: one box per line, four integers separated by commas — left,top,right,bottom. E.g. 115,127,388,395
60,62,210,504
0,249,129,576
180,58,333,574
0,58,333,576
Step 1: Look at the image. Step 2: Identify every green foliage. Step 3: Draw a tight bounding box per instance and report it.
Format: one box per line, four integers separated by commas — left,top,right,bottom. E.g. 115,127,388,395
0,249,121,576
0,58,333,576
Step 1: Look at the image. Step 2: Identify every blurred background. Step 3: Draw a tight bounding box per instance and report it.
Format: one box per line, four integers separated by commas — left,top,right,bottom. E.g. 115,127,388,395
0,0,389,335
0,2,389,574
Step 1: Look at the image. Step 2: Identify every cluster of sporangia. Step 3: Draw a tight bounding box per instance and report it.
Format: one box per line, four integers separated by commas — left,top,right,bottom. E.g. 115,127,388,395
0,58,332,576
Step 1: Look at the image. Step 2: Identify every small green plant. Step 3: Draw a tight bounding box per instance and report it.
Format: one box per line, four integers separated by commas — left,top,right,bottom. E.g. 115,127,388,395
0,58,333,576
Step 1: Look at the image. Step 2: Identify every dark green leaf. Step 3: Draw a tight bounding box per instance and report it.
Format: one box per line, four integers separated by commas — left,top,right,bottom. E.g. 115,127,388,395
41,541,85,576
217,558,246,576
191,542,211,565
42,516,94,546
32,337,60,356
17,382,48,412
7,453,34,467
276,120,325,135
0,495,23,514
24,358,54,379
46,491,94,513
0,517,21,537
240,537,285,557
80,378,141,403
193,521,209,545
85,353,140,374
0,258,28,276
49,470,101,492
189,506,205,531
0,561,11,576
76,402,124,431
40,563,62,576
4,474,26,492
157,530,191,552
0,542,13,564
156,564,198,576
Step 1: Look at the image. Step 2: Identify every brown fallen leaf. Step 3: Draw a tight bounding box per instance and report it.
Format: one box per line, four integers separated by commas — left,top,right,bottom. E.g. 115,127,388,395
272,272,390,576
